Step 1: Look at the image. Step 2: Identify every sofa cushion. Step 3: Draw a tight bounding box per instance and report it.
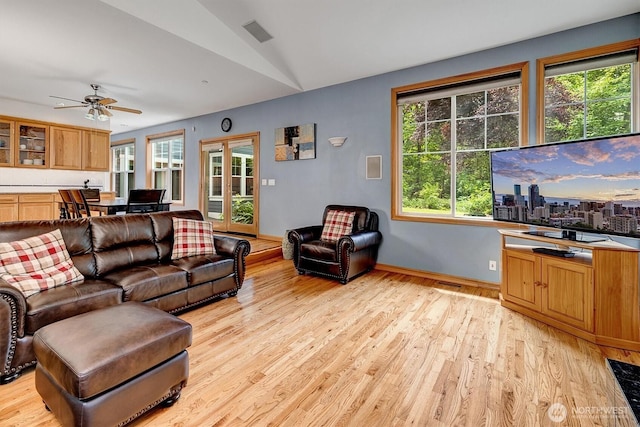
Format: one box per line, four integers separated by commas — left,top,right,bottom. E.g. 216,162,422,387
171,218,216,259
150,210,206,261
172,254,234,286
320,210,355,243
0,218,96,278
301,240,338,262
25,279,122,334
0,229,84,298
91,215,158,276
323,205,371,233
103,264,188,302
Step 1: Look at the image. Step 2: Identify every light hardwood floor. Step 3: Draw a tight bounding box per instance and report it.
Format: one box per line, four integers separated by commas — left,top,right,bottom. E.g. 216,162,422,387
2,257,639,426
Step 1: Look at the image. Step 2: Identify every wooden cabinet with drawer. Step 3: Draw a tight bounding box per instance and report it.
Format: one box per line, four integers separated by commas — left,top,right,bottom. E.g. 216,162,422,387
17,194,55,220
0,194,19,222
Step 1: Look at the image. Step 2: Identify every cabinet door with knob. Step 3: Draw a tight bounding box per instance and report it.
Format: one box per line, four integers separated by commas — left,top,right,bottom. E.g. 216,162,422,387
15,122,48,168
50,126,82,170
540,258,593,332
502,248,593,332
503,249,539,311
0,119,14,166
82,130,110,171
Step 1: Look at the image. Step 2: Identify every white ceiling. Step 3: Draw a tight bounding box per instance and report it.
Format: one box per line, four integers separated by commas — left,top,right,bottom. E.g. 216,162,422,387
0,0,638,135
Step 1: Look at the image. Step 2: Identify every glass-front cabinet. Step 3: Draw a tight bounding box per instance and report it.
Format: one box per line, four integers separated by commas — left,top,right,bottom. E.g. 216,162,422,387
0,120,14,166
16,122,48,168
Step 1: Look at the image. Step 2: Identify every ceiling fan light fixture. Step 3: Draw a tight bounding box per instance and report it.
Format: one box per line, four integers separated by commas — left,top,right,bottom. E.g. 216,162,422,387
52,84,142,121
97,108,109,121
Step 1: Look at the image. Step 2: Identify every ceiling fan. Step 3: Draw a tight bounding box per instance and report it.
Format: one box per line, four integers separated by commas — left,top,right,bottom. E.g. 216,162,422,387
50,84,142,121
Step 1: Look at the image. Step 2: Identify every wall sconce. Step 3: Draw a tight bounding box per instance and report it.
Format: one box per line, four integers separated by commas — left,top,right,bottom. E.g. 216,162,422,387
328,136,347,147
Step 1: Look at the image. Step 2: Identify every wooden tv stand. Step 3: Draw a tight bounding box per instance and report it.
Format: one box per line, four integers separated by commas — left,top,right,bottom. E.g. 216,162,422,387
498,229,640,351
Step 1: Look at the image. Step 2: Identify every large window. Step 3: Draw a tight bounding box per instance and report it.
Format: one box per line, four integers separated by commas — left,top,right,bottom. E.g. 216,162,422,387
110,139,135,198
538,39,639,143
147,130,184,203
392,63,528,222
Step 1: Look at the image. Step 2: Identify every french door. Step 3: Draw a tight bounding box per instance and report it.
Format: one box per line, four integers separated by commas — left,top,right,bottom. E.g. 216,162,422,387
200,133,258,235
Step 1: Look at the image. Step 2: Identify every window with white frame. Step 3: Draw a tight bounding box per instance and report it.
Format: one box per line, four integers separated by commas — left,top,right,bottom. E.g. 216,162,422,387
111,140,135,198
208,151,222,199
231,148,253,199
539,40,639,143
148,131,184,203
392,63,528,221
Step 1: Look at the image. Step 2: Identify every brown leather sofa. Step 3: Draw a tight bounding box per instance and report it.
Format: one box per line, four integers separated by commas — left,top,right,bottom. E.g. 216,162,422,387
0,210,250,384
288,205,382,284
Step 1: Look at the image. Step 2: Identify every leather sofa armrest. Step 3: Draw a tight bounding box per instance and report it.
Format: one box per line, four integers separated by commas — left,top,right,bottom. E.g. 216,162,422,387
0,279,27,378
0,280,26,339
214,235,251,287
338,230,382,252
214,235,247,257
288,226,322,244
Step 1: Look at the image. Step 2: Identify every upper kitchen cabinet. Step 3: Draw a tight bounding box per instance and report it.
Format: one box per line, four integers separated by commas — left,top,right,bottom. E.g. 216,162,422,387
50,126,110,171
50,126,82,170
0,115,111,171
0,119,14,166
15,122,48,168
82,130,110,171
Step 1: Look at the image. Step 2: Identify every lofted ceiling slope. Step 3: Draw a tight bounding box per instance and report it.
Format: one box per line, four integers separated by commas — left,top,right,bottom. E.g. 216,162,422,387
0,0,638,134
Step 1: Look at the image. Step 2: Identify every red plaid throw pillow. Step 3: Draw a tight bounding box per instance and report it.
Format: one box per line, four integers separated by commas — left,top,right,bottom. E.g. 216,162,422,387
320,210,355,243
172,218,217,259
0,229,84,298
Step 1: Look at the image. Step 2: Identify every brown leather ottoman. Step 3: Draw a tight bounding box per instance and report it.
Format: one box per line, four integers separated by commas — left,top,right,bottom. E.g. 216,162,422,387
33,302,192,427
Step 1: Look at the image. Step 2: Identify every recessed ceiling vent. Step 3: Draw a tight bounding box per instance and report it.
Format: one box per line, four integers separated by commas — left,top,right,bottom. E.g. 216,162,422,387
243,20,273,43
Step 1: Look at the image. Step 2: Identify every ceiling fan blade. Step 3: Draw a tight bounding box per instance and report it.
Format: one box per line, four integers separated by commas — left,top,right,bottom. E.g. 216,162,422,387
98,98,117,105
54,105,86,109
50,95,85,104
107,105,142,114
100,108,113,117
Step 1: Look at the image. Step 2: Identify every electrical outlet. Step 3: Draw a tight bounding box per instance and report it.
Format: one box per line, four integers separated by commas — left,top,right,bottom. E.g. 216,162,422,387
489,260,497,271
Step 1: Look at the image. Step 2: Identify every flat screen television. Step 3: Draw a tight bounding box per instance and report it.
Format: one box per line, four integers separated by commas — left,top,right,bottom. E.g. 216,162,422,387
490,133,640,241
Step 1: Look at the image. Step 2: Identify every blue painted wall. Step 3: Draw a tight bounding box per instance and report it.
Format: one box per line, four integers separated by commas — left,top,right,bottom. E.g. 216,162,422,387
115,13,640,285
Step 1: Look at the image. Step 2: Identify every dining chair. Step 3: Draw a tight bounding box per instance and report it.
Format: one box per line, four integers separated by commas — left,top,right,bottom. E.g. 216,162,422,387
80,188,101,202
58,189,78,219
125,189,166,213
80,188,102,216
69,189,92,217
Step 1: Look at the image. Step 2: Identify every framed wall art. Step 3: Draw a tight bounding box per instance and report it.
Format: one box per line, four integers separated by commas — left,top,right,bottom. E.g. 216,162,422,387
275,123,316,161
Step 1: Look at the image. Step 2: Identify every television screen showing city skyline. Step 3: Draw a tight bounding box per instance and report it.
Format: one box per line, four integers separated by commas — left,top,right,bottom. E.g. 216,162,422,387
490,133,640,238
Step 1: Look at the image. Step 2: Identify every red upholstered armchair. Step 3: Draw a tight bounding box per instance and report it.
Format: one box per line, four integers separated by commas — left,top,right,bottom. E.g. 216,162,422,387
288,205,382,284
